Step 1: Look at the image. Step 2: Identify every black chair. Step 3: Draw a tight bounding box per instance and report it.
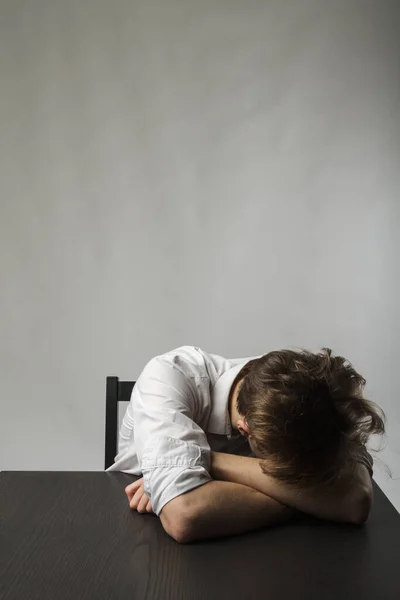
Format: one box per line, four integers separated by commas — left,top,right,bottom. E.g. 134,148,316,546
105,377,136,470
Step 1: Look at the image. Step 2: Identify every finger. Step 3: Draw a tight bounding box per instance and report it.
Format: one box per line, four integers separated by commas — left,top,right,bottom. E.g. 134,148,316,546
130,486,144,509
125,478,143,496
137,493,149,513
129,485,144,510
126,485,140,499
126,480,143,502
146,500,153,513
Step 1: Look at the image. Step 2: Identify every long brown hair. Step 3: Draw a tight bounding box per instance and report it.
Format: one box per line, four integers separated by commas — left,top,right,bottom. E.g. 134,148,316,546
237,348,385,486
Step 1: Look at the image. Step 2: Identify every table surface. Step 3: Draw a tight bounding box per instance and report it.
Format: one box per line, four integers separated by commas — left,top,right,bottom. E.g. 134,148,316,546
1,472,399,600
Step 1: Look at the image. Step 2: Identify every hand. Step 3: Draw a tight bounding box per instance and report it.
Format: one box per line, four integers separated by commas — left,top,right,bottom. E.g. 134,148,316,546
125,478,153,513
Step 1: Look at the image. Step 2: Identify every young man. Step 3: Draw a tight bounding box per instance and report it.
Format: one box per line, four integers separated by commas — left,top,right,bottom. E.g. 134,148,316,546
107,346,384,543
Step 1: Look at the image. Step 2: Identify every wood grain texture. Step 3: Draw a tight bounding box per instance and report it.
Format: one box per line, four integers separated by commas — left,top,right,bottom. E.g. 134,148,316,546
0,472,399,600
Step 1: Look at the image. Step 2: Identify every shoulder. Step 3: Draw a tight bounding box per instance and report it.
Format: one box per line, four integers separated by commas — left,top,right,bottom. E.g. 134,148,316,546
141,346,251,384
142,346,211,380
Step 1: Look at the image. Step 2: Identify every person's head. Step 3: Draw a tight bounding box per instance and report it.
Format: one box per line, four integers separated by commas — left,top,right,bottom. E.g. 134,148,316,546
236,348,385,487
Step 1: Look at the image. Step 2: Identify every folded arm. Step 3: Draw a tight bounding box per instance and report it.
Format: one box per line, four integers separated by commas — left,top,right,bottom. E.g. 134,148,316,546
132,359,293,543
160,480,294,543
211,452,373,524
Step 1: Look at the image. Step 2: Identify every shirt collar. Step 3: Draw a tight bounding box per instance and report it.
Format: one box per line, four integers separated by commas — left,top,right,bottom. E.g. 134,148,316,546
208,362,247,437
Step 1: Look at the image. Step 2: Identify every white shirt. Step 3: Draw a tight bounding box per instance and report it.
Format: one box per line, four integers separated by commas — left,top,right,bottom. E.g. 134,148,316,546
107,346,255,515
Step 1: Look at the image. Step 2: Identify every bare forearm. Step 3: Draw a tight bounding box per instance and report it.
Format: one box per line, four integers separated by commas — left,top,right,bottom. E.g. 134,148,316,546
160,480,293,543
211,452,372,524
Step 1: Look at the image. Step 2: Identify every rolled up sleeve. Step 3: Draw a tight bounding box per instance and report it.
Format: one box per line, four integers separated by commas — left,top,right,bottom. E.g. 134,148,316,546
133,358,212,516
141,436,211,515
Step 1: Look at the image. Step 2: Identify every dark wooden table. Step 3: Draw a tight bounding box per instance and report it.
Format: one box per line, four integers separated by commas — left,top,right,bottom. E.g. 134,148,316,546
1,472,399,600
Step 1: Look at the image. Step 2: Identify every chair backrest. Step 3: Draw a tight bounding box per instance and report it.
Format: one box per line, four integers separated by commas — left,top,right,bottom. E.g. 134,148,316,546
105,376,136,470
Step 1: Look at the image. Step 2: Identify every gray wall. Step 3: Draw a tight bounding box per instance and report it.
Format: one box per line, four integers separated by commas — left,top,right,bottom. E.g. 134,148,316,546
1,0,399,509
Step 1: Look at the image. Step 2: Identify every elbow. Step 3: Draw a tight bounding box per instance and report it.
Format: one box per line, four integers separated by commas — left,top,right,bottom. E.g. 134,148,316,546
160,498,198,544
168,519,196,544
165,509,196,544
347,487,373,525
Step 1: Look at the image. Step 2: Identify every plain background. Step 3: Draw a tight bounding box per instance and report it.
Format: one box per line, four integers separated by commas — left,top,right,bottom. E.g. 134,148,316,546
1,0,399,510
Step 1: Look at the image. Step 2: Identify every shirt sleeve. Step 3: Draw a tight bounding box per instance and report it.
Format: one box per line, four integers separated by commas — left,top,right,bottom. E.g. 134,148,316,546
132,357,212,516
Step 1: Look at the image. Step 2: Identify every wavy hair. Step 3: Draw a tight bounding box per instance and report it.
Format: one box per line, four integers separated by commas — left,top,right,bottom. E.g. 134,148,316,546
237,348,385,486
